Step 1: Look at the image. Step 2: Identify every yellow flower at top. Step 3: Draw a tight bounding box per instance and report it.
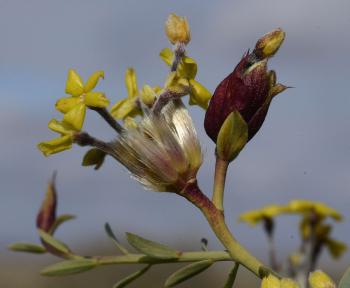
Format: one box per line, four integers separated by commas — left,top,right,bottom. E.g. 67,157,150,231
160,48,212,109
239,204,288,226
55,69,109,130
165,13,191,45
309,270,336,288
261,275,299,288
110,68,158,120
286,200,342,221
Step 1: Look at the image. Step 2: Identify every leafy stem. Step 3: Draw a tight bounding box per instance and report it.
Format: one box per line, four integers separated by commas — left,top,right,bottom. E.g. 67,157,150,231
180,180,277,279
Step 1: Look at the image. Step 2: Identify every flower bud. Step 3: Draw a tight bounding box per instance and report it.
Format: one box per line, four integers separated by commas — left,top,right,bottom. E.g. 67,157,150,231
254,28,285,59
204,29,287,143
165,13,191,45
36,173,57,232
216,111,248,162
309,270,336,288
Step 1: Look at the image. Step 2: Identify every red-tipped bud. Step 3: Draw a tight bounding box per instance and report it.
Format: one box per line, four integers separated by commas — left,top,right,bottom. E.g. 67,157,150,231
204,29,287,143
36,173,57,233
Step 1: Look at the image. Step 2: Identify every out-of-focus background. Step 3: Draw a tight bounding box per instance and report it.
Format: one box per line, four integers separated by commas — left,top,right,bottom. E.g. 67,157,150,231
1,0,349,287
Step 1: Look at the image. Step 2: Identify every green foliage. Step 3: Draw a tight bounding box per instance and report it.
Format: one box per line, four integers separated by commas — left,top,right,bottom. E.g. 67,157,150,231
164,260,213,287
113,265,151,288
126,232,179,260
8,242,46,254
40,259,98,276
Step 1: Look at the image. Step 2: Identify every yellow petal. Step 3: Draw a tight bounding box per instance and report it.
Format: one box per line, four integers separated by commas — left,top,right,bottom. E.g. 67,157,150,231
84,70,104,93
125,68,138,98
84,92,110,108
55,97,81,113
37,135,73,157
159,47,174,66
110,98,140,119
326,238,347,259
65,69,84,97
165,72,190,94
261,275,280,288
48,119,74,135
62,103,86,131
189,79,212,109
140,85,156,106
309,270,336,288
177,56,197,79
281,278,299,288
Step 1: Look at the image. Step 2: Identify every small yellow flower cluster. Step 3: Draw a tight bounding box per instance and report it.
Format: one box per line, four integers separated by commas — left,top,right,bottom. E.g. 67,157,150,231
261,271,336,288
110,68,160,121
38,70,108,156
309,270,336,288
239,200,347,259
160,47,212,109
261,275,299,288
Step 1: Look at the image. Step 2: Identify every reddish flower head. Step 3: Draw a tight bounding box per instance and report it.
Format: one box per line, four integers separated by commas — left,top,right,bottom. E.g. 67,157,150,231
204,29,287,142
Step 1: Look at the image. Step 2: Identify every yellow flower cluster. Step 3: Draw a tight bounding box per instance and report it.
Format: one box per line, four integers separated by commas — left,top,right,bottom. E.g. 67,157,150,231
261,275,299,288
160,47,212,109
239,200,347,259
38,70,108,156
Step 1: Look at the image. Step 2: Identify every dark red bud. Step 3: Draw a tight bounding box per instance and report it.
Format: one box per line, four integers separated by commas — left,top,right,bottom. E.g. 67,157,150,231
36,173,57,233
205,52,274,142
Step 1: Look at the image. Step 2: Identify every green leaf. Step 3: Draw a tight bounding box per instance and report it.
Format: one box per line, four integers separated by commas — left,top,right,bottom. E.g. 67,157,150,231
113,265,151,288
38,229,71,255
50,214,76,235
339,267,350,288
8,242,46,254
164,260,213,287
105,223,129,255
216,111,248,162
82,148,106,170
126,232,179,260
41,259,98,276
223,263,239,288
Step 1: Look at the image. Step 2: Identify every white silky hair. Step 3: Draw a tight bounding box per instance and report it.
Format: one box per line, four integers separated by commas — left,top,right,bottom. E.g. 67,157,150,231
110,100,202,192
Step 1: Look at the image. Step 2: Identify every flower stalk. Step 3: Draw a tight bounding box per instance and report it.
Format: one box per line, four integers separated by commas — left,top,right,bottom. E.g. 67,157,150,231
212,157,229,212
180,181,271,279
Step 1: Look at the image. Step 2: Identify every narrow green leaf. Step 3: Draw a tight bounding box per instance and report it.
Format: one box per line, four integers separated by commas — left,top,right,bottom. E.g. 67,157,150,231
339,267,350,288
40,259,98,276
8,242,46,254
38,229,70,255
50,214,76,234
113,265,151,288
223,263,239,288
126,232,179,260
165,260,213,287
105,223,129,255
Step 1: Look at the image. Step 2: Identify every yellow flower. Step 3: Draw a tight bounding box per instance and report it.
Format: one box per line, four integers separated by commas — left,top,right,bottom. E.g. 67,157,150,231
261,275,299,288
239,204,288,226
110,68,157,119
109,100,202,192
160,48,212,109
287,200,342,221
165,13,191,45
326,238,347,259
309,270,336,288
37,119,77,156
55,69,109,130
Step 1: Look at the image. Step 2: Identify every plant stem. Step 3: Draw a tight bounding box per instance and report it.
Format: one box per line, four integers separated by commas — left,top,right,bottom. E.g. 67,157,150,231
212,157,229,212
90,107,124,134
95,250,231,266
180,181,275,279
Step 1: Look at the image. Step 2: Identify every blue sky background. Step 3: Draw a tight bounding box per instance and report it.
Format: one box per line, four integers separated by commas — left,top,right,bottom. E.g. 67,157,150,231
1,0,350,287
